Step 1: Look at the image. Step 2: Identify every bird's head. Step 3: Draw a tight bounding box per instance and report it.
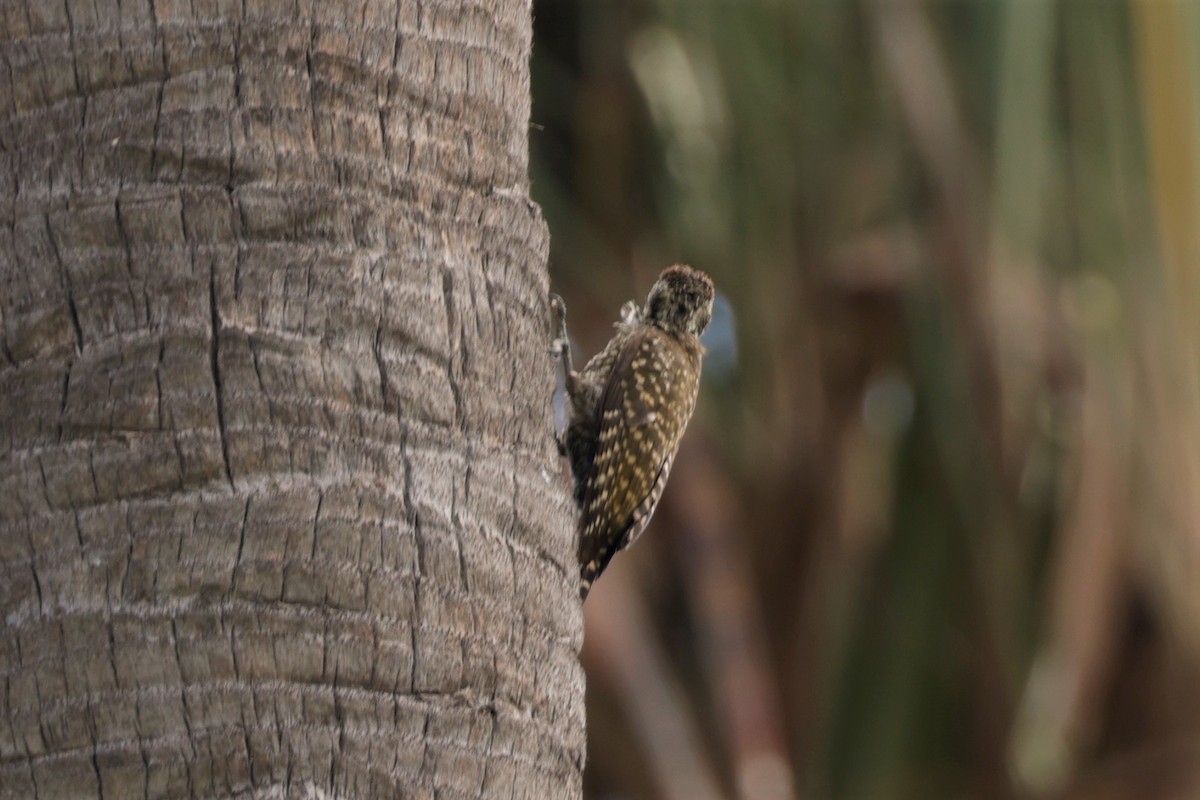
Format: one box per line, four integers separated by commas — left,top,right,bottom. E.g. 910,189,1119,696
644,265,715,337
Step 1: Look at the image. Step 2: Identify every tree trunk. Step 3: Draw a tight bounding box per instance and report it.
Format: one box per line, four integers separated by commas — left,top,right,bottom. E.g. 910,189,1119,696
0,0,583,797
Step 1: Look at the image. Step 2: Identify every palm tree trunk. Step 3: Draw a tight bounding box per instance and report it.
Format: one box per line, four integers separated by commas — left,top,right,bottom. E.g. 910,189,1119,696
0,1,583,797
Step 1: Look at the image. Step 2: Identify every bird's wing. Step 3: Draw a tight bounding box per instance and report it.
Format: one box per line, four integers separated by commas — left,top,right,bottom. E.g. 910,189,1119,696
578,328,693,597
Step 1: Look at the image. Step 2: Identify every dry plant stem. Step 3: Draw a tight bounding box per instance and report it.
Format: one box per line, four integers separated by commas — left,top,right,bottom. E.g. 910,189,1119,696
583,567,727,800
669,436,797,800
867,0,1011,498
1010,356,1130,794
868,2,1026,753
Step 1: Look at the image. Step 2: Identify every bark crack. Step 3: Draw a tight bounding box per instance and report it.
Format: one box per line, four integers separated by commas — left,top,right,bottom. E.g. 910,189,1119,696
442,270,464,426
150,82,164,175
236,496,251,576
58,361,71,441
45,215,82,353
210,266,234,487
306,25,320,152
172,622,197,794
36,457,53,509
90,749,103,798
154,338,165,429
29,560,43,614
0,331,15,368
476,701,500,796
230,18,243,187
373,324,390,411
311,490,323,561
112,199,139,323
62,0,81,95
148,0,165,175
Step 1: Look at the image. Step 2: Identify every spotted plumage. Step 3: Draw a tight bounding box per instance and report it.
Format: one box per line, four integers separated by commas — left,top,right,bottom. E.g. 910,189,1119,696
550,265,714,599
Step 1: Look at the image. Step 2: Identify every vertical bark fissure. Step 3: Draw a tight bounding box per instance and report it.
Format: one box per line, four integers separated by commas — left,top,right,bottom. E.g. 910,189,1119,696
150,83,164,176
236,496,252,577
333,661,348,790
0,331,15,367
147,0,166,175
0,40,16,123
139,734,150,800
306,25,320,154
28,560,43,615
90,749,104,799
62,0,81,95
71,509,84,552
229,20,242,188
86,449,101,500
477,702,500,796
241,726,256,788
58,363,71,442
44,215,83,354
35,457,54,510
442,268,465,427
453,479,470,594
209,264,234,487
112,198,140,329
2,120,13,368
373,323,390,411
78,95,88,178
249,337,265,391
154,338,165,430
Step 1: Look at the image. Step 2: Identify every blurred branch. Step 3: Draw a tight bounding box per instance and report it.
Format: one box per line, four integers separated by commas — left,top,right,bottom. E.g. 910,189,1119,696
867,0,1025,745
989,1,1056,262
987,0,1057,469
583,566,728,800
1011,352,1131,795
669,435,798,800
867,0,1011,496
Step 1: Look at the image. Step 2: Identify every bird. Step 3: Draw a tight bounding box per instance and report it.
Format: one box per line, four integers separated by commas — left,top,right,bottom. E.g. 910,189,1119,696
551,265,715,599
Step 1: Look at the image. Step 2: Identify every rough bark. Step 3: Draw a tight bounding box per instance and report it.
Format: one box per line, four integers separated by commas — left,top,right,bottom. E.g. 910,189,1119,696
0,0,583,797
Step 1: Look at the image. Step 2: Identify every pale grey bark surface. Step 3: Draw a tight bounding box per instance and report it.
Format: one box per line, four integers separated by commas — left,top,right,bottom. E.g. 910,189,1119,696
0,0,583,797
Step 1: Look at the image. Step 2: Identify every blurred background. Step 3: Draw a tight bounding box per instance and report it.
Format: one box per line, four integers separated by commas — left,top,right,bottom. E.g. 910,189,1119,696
531,1,1200,799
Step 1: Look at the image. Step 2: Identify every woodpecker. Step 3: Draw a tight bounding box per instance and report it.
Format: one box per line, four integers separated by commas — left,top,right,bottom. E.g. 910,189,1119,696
551,265,714,599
